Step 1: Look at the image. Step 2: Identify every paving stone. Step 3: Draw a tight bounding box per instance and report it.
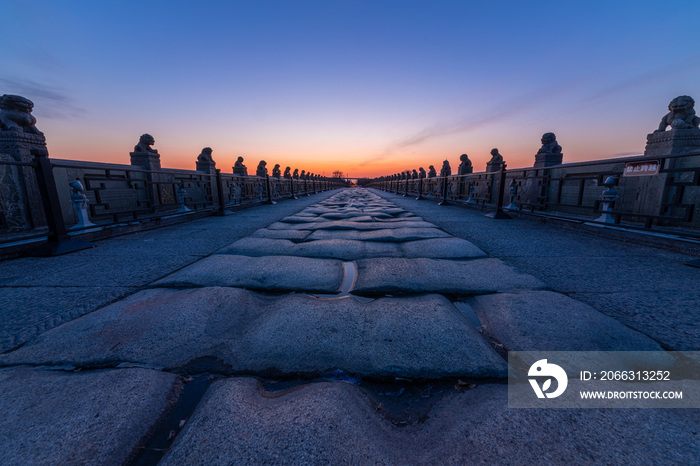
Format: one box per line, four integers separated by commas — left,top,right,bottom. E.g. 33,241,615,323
466,291,664,351
0,367,181,465
219,237,487,260
319,213,376,221
292,239,405,259
264,220,439,231
162,379,699,465
399,238,487,259
161,378,401,465
153,255,344,292
354,258,544,294
250,229,312,241
279,215,323,223
1,288,507,379
417,384,699,464
306,227,451,242
217,237,295,256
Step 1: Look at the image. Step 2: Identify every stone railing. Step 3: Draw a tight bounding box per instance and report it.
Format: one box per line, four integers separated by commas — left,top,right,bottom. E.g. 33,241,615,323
367,152,700,231
0,131,347,256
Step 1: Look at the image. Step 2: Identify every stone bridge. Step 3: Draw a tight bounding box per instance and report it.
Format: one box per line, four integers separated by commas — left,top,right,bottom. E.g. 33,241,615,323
1,187,697,464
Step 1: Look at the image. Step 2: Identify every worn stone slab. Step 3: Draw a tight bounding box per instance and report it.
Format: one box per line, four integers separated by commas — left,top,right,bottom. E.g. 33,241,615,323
279,215,323,223
219,237,487,260
217,237,295,256
399,238,487,259
1,288,507,379
153,255,344,292
466,291,664,351
162,379,699,465
161,378,400,465
319,213,377,221
250,229,312,241
354,258,544,294
265,220,438,231
0,367,181,465
306,227,451,242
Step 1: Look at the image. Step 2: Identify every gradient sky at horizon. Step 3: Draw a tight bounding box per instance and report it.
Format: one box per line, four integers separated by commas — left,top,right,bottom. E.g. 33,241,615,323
3,0,700,178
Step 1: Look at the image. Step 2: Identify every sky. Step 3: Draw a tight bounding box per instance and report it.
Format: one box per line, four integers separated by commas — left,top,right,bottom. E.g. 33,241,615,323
2,0,700,178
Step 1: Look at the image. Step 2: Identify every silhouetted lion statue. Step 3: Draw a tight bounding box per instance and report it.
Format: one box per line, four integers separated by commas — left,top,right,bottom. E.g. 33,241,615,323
656,95,700,131
0,94,43,135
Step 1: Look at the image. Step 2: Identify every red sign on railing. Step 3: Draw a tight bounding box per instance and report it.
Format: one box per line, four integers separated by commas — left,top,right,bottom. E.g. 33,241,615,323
622,160,660,177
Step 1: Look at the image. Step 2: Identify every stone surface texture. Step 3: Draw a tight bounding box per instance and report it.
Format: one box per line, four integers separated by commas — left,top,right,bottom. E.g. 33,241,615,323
0,367,181,465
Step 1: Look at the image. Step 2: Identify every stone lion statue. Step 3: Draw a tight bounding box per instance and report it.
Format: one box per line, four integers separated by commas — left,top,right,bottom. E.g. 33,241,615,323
418,167,426,179
0,94,43,135
427,165,437,178
197,147,214,162
440,160,451,177
256,160,268,177
293,168,299,179
537,133,562,154
458,153,473,175
233,156,247,175
489,148,503,163
134,134,158,153
272,164,281,177
283,166,291,178
656,95,700,132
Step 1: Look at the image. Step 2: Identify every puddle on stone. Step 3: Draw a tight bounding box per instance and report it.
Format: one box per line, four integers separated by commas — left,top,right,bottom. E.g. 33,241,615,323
312,261,374,302
341,261,357,293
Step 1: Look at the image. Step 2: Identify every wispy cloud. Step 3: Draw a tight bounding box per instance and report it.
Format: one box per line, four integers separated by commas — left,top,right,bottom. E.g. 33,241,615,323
0,75,86,119
575,54,700,110
354,81,577,168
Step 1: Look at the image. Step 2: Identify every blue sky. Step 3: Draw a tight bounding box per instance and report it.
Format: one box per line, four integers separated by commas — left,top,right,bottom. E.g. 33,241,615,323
2,0,699,177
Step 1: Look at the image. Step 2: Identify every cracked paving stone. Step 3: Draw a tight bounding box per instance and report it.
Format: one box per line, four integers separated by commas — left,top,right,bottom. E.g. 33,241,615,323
354,258,545,294
152,255,344,292
0,367,182,466
1,288,507,379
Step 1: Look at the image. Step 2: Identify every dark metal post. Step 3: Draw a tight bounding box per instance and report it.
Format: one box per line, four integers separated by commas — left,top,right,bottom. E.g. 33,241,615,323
30,148,93,255
290,178,297,199
485,163,511,219
214,169,234,216
416,178,424,200
438,176,450,206
264,175,277,205
215,169,225,213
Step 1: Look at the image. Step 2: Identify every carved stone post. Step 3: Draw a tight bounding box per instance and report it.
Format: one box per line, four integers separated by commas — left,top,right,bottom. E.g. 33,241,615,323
195,147,218,207
486,162,512,219
130,133,163,209
0,94,48,231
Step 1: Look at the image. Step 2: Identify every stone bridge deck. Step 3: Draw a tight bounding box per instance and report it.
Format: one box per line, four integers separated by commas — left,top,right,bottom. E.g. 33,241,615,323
0,188,697,464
